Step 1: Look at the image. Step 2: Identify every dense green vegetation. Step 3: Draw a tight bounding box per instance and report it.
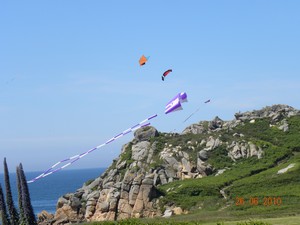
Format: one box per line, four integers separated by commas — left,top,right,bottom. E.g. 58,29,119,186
155,116,300,221
120,142,134,165
82,218,273,225
0,160,37,225
207,146,234,170
84,116,300,225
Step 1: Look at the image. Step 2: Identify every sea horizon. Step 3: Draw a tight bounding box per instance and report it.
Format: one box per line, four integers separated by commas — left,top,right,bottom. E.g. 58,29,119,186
0,167,107,215
0,166,107,175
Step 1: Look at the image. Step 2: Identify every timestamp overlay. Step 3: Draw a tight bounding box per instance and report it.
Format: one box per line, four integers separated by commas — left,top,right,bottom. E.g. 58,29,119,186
235,197,283,207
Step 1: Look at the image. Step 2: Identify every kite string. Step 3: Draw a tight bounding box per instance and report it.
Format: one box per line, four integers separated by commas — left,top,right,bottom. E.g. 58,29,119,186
27,114,157,183
183,107,201,123
182,99,211,123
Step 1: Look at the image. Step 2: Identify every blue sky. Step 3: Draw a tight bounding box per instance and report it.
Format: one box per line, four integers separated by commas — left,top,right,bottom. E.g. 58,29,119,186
0,1,300,174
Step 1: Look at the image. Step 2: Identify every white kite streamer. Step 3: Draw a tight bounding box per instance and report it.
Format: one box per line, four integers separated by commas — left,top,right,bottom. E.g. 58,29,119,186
27,114,157,183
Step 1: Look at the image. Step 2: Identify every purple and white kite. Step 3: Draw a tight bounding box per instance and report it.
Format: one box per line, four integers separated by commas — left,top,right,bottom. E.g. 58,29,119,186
27,114,157,183
165,92,188,114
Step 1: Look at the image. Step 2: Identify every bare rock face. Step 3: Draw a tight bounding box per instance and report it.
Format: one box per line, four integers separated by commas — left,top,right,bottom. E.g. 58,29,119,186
278,119,289,132
205,136,221,151
198,150,208,161
234,104,299,122
197,158,213,176
53,193,85,224
228,141,263,160
91,185,120,221
37,210,54,225
184,104,300,135
182,123,208,134
209,116,223,130
132,141,150,161
134,126,159,141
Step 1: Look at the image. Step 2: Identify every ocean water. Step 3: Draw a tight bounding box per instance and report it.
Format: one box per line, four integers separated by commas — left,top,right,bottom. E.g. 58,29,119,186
0,168,106,215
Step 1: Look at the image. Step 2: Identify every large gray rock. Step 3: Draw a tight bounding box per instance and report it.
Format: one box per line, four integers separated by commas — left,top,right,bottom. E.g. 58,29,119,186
129,185,140,206
164,166,176,178
205,136,221,150
57,197,68,208
132,141,150,161
209,116,223,130
234,104,299,123
163,156,180,170
198,150,208,161
134,126,159,141
197,159,213,176
37,210,55,225
162,209,172,218
231,145,242,159
182,123,207,134
278,119,289,132
181,158,191,173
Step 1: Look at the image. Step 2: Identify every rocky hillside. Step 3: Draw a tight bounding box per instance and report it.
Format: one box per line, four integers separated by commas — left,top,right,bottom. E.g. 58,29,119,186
38,104,300,225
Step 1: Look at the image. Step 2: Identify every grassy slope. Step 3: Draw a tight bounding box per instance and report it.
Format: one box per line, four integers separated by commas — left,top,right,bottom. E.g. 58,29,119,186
156,116,300,222
84,116,300,225
83,215,300,225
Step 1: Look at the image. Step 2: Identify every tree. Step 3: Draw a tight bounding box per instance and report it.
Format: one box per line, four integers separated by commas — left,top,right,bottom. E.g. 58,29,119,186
0,184,10,225
17,164,37,225
4,158,19,225
16,166,25,225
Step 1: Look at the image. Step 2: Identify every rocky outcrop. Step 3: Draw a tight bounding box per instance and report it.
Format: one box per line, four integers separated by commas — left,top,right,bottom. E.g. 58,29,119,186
277,163,295,174
134,126,159,141
45,127,163,224
41,105,300,224
181,122,208,134
234,104,299,122
228,141,263,160
37,211,54,225
183,104,300,135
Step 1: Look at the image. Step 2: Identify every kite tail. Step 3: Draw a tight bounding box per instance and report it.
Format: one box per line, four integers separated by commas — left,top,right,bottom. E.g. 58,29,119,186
27,114,158,183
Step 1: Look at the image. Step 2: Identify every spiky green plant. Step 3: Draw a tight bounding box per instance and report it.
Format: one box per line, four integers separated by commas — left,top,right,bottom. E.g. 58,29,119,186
4,158,19,225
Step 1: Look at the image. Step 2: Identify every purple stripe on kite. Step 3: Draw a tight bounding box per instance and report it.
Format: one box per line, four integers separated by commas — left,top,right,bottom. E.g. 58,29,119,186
131,123,140,129
79,152,86,157
165,101,182,114
141,123,150,127
166,94,180,105
148,114,158,120
179,92,187,101
88,148,98,153
44,168,52,174
86,147,97,152
42,167,55,176
61,158,71,163
71,157,80,164
105,139,115,144
114,133,123,138
51,167,62,174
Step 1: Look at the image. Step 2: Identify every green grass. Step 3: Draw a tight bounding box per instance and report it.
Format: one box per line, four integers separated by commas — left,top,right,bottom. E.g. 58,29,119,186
120,142,134,165
207,146,236,170
157,145,295,210
156,116,300,217
81,215,300,225
85,116,300,225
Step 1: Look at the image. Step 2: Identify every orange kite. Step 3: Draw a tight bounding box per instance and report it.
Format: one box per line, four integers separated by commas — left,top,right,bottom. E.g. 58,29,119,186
139,55,148,66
